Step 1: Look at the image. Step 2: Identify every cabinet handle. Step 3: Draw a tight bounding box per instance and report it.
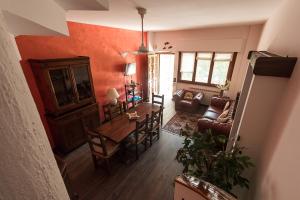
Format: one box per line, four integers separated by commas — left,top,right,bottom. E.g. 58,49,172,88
181,198,185,200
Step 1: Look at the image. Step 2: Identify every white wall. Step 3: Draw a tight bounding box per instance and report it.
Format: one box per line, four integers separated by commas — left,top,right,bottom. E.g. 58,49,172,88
0,0,69,36
150,24,262,102
249,0,300,199
0,12,69,199
236,75,288,199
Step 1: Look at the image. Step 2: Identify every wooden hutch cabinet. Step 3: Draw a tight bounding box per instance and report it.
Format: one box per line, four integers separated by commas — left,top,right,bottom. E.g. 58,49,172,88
29,56,100,153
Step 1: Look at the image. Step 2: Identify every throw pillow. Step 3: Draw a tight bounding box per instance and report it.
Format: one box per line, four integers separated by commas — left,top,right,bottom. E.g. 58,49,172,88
183,92,194,100
217,116,229,123
217,109,229,123
223,101,230,111
220,109,229,117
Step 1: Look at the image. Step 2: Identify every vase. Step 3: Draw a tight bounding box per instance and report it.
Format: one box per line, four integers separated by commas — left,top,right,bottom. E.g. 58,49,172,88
219,90,224,97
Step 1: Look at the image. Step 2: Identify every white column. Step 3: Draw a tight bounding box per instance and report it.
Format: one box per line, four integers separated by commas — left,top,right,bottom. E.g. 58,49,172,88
0,12,69,200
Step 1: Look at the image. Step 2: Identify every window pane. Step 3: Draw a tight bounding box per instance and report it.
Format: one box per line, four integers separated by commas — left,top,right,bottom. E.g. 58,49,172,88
214,53,232,61
195,60,211,83
180,53,195,72
73,65,92,101
181,72,193,81
211,60,230,85
197,52,213,59
49,68,75,107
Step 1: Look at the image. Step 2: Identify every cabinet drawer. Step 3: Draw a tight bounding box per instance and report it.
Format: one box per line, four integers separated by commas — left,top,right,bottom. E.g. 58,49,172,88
47,103,100,154
81,104,99,116
62,121,86,150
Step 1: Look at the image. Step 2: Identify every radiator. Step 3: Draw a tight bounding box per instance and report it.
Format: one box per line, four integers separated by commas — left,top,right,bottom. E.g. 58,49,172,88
188,87,219,105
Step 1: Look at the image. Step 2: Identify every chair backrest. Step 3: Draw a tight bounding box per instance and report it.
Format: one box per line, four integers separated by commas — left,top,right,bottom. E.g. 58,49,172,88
134,97,143,106
152,93,164,107
84,126,108,156
123,101,134,112
103,101,123,121
135,114,149,141
125,83,143,108
150,106,163,130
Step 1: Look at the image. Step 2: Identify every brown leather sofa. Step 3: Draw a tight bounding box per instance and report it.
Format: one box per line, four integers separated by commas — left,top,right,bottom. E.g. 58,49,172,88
173,89,204,113
198,96,234,136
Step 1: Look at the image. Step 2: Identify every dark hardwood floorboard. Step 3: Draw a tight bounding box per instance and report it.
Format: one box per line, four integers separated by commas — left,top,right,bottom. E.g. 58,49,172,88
65,131,183,200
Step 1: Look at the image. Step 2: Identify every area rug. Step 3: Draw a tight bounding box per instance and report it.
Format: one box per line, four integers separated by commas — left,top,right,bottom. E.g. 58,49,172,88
163,107,207,136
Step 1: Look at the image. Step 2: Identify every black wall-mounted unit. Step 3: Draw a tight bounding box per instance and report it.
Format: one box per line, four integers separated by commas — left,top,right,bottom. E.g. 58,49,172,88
248,51,297,78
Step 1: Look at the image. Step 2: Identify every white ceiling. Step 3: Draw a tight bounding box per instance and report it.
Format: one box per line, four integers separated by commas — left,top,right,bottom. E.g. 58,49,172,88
54,0,109,11
66,0,283,31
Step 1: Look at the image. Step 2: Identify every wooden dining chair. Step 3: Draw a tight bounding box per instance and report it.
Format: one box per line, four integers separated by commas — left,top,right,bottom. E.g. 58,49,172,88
123,101,134,112
84,127,120,174
103,101,123,122
152,93,164,125
127,114,150,160
149,106,163,145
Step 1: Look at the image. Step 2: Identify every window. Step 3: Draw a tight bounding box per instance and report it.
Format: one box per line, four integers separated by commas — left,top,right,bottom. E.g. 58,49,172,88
179,52,195,81
178,52,236,86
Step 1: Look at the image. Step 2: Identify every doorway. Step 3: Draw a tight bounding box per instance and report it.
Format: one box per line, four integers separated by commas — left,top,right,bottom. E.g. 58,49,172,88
158,53,175,100
147,53,175,125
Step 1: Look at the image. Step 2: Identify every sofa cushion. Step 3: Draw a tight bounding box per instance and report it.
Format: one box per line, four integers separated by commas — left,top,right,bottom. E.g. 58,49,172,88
223,101,230,111
179,100,193,106
217,117,229,123
207,106,223,114
203,111,220,120
183,92,194,100
219,109,229,118
217,110,229,123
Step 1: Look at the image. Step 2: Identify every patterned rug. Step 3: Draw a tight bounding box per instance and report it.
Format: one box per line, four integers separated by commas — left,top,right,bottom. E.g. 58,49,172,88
163,106,207,136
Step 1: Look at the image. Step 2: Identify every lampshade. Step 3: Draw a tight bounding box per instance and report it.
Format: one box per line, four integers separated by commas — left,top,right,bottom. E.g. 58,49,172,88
125,63,136,76
106,88,120,101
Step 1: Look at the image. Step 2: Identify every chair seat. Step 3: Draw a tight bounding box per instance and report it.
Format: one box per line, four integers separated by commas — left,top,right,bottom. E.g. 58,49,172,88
127,132,147,144
92,138,120,157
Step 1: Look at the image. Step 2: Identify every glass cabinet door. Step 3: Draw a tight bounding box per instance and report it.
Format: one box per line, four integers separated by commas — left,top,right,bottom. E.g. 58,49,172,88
72,65,93,101
49,68,75,107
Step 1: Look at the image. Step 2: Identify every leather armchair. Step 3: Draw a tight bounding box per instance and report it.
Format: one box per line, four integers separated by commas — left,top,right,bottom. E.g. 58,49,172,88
173,89,204,113
198,96,233,136
198,118,232,136
211,96,228,108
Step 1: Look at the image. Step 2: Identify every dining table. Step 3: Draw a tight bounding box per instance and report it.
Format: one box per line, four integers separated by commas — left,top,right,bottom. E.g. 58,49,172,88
96,102,160,143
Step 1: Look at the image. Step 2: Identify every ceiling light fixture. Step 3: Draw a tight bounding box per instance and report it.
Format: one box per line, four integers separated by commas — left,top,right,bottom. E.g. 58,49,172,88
136,7,148,53
120,7,173,57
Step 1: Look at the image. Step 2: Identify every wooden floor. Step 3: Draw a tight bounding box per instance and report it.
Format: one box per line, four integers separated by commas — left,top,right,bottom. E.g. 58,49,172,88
65,99,183,200
66,131,183,200
162,97,176,125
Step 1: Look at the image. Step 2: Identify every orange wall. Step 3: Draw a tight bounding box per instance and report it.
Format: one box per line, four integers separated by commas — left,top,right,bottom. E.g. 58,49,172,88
15,21,148,146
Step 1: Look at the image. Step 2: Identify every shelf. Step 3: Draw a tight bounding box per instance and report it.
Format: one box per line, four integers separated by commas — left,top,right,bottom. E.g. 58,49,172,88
125,82,143,106
127,90,141,95
248,51,297,78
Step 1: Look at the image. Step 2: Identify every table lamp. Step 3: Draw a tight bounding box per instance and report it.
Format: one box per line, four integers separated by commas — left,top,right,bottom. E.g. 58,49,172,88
106,88,120,105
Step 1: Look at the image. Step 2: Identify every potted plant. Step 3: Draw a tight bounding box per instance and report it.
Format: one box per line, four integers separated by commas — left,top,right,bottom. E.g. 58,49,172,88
216,80,230,97
176,126,254,195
